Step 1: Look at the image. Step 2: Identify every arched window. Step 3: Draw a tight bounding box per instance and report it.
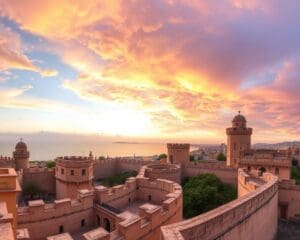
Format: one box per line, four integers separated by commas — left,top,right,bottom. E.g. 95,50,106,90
96,215,100,226
247,166,251,172
275,168,279,175
103,218,111,232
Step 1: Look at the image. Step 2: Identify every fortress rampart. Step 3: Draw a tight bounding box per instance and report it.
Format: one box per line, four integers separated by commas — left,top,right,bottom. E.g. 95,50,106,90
17,190,94,239
183,161,237,185
92,165,183,240
161,169,278,240
0,156,15,168
22,167,55,194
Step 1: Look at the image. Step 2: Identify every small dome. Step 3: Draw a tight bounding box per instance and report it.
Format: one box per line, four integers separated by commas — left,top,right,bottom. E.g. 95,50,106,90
15,140,27,150
232,113,246,123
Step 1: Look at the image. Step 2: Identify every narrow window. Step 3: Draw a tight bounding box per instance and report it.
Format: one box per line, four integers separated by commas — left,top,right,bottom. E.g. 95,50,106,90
71,170,74,176
82,169,86,176
61,168,64,175
128,198,131,203
275,168,279,175
59,225,64,234
148,195,152,201
81,219,85,227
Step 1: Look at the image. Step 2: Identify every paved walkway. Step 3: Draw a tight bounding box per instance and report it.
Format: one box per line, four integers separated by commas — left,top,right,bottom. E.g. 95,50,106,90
277,219,300,240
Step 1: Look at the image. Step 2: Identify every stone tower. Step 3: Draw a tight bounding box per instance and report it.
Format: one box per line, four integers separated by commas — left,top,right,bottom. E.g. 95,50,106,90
226,112,252,167
13,139,29,171
167,143,190,165
55,155,94,199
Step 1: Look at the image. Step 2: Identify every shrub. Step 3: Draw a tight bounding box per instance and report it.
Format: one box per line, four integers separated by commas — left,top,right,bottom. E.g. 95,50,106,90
183,174,236,218
217,153,226,161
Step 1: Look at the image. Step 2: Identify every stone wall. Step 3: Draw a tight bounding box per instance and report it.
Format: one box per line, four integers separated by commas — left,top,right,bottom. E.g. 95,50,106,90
93,166,183,240
22,167,55,194
17,190,94,240
183,161,237,185
93,159,117,180
278,179,300,219
161,169,278,240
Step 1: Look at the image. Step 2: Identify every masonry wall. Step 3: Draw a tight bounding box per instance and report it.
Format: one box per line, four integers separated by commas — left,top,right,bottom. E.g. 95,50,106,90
93,159,117,180
278,180,300,219
22,168,55,194
161,169,278,240
17,191,94,240
183,161,237,185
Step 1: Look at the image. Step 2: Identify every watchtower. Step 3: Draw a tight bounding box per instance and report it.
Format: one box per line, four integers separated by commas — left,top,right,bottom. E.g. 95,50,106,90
226,112,252,168
167,143,190,165
13,139,29,171
55,155,94,199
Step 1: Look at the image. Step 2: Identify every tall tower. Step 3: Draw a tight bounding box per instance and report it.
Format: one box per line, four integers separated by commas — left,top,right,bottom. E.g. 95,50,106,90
55,156,94,199
167,143,190,165
13,139,30,171
226,112,252,167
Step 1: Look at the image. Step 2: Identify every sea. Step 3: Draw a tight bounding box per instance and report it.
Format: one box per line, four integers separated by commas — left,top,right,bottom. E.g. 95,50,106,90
0,133,197,161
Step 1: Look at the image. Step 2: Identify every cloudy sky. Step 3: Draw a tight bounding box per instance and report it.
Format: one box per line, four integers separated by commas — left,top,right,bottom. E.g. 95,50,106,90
0,0,299,143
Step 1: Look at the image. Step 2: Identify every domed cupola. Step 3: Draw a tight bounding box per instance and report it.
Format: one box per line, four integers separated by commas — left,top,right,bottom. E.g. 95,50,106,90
232,111,247,128
13,138,30,171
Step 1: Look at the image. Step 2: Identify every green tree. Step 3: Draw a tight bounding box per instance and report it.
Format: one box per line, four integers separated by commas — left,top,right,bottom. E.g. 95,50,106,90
183,174,236,218
292,158,299,167
23,182,43,199
101,171,138,187
158,153,167,160
217,152,226,161
45,161,56,168
291,167,300,185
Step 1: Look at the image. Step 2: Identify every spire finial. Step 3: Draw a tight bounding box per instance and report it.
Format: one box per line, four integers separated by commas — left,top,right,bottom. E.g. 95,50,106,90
20,137,23,142
238,110,241,115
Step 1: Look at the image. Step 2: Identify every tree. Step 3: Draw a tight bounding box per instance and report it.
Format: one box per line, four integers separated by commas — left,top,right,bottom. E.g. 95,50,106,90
23,182,43,199
158,153,167,160
45,161,56,168
217,152,226,161
292,158,299,167
183,174,236,218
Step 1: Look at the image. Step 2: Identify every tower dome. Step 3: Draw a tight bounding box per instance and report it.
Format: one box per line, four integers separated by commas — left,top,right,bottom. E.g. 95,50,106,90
15,140,27,150
232,112,246,123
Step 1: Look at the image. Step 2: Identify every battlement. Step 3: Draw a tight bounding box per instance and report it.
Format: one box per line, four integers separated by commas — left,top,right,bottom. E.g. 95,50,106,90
93,165,182,240
0,156,14,161
167,143,190,149
23,167,55,173
56,156,92,161
226,127,252,135
161,168,278,240
17,189,94,223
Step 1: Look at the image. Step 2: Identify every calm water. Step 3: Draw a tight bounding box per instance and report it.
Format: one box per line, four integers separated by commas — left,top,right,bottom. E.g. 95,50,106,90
0,134,172,160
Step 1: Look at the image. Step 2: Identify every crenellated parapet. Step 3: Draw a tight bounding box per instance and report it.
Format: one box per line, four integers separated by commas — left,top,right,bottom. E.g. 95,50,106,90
161,168,278,240
167,143,190,149
93,165,183,240
17,189,94,223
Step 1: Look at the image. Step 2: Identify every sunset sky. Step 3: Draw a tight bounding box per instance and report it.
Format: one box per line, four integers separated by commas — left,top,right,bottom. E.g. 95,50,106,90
0,0,300,143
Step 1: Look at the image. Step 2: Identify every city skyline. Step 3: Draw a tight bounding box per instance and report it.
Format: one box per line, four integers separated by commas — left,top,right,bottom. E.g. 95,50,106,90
0,1,300,143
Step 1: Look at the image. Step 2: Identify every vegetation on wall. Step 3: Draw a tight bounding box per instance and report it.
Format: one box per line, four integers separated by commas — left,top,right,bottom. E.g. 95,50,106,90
216,152,226,161
183,173,237,219
97,170,138,187
291,167,300,185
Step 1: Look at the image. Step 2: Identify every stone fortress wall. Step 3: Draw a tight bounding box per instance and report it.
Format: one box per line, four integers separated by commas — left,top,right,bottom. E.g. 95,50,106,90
22,167,56,194
17,189,94,240
93,165,183,240
183,161,237,185
161,168,279,240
